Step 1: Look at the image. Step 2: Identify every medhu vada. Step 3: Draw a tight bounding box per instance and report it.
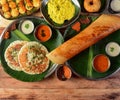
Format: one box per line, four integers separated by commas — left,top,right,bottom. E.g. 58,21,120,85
84,0,101,12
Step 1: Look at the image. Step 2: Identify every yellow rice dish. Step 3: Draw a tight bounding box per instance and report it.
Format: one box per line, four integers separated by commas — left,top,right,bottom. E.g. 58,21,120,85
47,0,75,24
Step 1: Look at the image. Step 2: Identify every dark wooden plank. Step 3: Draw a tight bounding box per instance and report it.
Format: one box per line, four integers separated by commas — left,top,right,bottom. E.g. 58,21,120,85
0,89,120,100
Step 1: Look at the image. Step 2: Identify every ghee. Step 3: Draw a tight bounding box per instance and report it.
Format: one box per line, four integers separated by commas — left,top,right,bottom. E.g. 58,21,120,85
47,0,75,24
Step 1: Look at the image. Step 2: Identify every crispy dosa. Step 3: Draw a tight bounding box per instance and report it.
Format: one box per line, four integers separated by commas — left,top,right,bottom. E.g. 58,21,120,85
47,14,120,64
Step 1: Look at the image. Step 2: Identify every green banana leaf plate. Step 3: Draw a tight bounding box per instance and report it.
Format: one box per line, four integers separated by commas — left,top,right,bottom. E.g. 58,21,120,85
64,15,120,80
0,16,64,82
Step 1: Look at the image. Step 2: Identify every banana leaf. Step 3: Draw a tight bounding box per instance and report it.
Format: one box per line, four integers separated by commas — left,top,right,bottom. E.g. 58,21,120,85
64,15,120,80
0,17,64,82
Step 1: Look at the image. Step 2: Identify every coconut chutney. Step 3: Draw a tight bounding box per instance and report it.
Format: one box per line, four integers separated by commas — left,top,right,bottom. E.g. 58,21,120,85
20,20,34,34
47,0,75,24
110,0,120,12
105,42,120,57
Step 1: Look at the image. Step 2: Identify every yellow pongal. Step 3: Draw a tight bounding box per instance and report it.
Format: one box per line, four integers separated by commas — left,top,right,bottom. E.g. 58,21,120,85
47,0,75,24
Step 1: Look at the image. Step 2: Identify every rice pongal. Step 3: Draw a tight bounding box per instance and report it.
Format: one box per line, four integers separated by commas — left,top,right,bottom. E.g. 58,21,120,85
47,0,75,24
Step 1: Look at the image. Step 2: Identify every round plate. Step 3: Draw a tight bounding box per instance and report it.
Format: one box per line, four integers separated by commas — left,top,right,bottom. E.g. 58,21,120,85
64,15,120,80
0,16,64,82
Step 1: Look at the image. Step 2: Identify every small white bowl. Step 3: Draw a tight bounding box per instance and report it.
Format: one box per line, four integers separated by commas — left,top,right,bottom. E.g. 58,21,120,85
19,19,34,35
105,42,120,57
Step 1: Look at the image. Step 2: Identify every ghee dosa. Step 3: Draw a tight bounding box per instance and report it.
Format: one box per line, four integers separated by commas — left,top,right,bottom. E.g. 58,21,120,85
47,14,120,64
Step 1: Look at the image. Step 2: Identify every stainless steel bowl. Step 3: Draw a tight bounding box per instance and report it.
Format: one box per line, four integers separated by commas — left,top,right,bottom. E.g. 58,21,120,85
41,0,81,29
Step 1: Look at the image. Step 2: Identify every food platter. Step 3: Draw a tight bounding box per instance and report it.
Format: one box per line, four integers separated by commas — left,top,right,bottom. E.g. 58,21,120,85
0,16,64,82
0,0,120,81
64,15,120,80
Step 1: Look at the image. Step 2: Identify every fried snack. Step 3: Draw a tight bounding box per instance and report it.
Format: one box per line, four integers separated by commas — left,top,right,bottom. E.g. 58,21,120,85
3,11,11,18
11,8,19,17
84,0,101,12
3,31,10,39
24,0,33,10
18,1,26,14
0,0,7,5
16,0,23,4
0,0,40,19
8,1,16,9
2,3,9,12
47,14,120,64
33,0,40,8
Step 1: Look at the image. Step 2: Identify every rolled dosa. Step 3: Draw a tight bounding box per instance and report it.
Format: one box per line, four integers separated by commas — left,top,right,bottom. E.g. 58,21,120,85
47,14,120,64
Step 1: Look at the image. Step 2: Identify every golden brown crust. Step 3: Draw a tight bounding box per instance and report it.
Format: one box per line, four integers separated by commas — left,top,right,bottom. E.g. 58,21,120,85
84,0,101,12
47,14,120,64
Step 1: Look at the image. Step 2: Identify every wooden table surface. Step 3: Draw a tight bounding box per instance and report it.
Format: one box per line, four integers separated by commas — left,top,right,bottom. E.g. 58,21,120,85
0,14,120,100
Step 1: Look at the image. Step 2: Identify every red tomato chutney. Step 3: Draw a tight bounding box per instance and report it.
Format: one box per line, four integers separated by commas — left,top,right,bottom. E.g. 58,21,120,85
35,24,52,42
56,65,72,81
93,54,110,73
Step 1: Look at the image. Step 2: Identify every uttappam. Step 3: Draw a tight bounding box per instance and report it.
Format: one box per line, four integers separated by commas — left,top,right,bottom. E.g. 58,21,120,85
18,41,49,74
4,40,27,71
